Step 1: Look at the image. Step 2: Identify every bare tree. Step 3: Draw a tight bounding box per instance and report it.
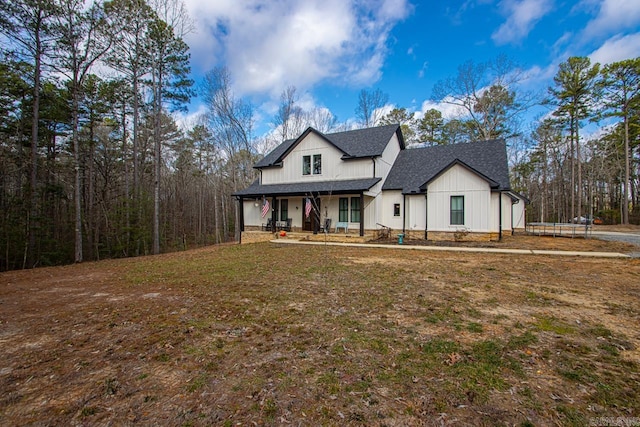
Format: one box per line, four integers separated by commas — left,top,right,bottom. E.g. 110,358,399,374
355,88,388,128
432,55,533,141
201,66,255,241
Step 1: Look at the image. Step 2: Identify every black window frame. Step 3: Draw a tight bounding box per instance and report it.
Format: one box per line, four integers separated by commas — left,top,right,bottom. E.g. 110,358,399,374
393,203,400,216
338,198,348,222
312,154,322,175
280,199,288,221
350,197,361,223
450,195,464,225
302,155,311,175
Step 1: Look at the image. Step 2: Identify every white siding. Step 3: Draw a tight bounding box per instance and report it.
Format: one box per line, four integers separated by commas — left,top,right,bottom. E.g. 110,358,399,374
502,193,513,231
407,195,426,231
243,200,268,227
243,198,304,229
261,133,374,185
427,164,493,232
512,198,526,229
380,191,404,230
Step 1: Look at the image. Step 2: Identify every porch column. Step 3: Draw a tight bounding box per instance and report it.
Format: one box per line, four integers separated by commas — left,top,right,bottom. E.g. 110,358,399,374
239,196,244,232
271,196,277,232
360,192,364,237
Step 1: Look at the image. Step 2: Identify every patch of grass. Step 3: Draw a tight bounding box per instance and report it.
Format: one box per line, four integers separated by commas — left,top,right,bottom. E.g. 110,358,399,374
507,330,538,349
154,353,171,362
534,315,575,335
524,290,556,306
104,378,119,396
80,406,99,417
421,338,460,355
186,373,208,392
555,405,586,427
466,322,483,333
317,370,341,394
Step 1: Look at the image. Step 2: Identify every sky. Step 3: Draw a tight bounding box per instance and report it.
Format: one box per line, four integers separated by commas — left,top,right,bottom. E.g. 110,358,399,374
180,0,640,137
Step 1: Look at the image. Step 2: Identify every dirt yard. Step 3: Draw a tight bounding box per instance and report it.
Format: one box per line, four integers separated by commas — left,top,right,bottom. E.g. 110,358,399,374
1,232,639,426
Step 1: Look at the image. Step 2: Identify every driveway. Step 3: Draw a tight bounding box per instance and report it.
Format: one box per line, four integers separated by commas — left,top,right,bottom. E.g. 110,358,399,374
591,230,640,257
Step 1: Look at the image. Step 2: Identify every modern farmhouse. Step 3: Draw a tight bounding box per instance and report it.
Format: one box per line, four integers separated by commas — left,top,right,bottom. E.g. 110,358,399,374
235,124,526,241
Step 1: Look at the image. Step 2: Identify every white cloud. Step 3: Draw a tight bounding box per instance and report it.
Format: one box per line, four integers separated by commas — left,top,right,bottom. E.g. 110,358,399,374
183,0,411,97
589,33,640,64
418,99,468,120
581,0,640,41
492,0,554,45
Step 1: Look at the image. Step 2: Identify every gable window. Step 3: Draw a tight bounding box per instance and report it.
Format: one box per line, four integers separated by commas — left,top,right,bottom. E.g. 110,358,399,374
450,196,464,225
393,203,400,216
339,198,348,222
280,199,288,221
313,154,322,174
302,156,311,175
350,197,361,223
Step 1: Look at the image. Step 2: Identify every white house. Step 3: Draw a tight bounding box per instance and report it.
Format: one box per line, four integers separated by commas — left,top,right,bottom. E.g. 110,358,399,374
235,124,527,241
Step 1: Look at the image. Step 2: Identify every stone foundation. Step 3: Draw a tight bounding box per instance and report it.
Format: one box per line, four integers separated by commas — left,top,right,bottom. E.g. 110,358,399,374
425,230,500,242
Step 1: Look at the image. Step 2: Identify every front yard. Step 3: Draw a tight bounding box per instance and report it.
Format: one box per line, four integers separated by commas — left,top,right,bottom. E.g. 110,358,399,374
1,236,639,425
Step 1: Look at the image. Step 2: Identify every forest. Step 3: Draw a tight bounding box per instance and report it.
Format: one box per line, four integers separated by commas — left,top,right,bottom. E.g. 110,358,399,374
1,0,639,271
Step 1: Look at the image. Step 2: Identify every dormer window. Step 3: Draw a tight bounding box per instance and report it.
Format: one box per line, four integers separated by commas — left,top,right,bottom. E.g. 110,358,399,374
303,154,322,176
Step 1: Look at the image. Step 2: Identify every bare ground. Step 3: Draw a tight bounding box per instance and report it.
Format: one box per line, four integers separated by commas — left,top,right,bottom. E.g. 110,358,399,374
1,232,639,426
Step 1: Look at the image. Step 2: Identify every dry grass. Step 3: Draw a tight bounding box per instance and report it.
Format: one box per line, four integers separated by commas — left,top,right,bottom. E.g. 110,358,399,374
1,235,639,426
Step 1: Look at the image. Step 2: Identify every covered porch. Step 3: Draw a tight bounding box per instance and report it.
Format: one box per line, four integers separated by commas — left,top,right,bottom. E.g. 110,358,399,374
234,178,381,238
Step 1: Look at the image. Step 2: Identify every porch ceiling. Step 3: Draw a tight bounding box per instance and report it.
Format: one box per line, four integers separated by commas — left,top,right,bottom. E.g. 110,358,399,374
234,178,381,198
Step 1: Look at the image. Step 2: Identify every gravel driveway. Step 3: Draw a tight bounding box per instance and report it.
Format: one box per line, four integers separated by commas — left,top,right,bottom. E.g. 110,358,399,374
591,231,640,257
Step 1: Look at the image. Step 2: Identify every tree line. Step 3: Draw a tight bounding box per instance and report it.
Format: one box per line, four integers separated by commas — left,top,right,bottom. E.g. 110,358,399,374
0,0,638,271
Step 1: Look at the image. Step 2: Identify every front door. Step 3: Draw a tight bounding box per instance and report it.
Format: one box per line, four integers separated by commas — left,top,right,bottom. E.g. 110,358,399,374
302,197,321,232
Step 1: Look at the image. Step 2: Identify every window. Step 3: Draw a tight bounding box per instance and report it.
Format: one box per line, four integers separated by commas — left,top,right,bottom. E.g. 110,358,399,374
350,197,361,223
393,203,400,216
450,196,464,225
302,155,311,175
303,154,322,175
280,199,288,221
313,154,322,174
339,198,348,222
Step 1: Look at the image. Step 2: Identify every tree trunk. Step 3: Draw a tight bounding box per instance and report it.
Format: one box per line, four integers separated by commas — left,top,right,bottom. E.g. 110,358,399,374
73,84,83,263
27,11,43,269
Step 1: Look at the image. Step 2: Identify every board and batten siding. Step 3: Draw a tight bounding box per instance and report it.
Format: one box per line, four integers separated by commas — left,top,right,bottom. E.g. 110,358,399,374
380,190,403,230
427,164,492,232
261,133,373,185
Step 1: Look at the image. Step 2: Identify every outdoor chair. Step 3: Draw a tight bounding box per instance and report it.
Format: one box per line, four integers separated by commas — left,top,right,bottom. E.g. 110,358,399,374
277,218,292,232
261,218,273,231
335,221,348,233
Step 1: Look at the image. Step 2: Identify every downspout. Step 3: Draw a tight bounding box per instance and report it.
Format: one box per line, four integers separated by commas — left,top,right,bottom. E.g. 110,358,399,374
372,157,376,178
402,194,406,234
424,192,428,240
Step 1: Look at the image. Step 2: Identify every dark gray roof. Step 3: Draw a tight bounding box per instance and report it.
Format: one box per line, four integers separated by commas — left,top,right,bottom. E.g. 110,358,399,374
382,139,511,194
234,178,382,197
254,124,404,169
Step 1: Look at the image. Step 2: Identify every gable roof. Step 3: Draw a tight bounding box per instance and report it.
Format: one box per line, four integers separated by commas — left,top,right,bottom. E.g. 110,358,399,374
254,124,404,169
382,139,511,194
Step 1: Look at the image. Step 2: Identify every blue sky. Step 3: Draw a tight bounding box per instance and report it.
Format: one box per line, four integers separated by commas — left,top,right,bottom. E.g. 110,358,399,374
181,0,640,136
